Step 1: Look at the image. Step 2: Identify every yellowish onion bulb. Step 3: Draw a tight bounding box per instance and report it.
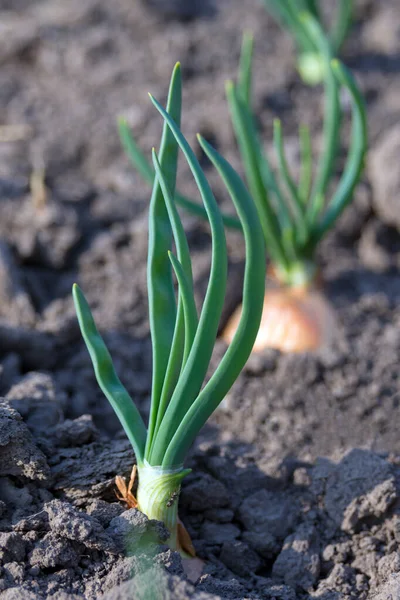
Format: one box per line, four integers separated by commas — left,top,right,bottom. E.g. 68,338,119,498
222,281,337,353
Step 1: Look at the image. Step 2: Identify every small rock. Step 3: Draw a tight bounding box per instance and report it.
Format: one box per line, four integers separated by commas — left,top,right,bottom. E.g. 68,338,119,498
6,372,65,435
220,540,261,576
351,534,380,577
205,453,269,502
366,572,400,600
14,510,49,533
54,415,97,446
181,474,229,511
377,552,400,579
50,438,133,501
86,499,124,527
196,574,247,598
46,500,117,553
242,530,279,559
0,533,25,565
324,449,397,532
0,590,39,600
102,555,143,592
0,400,49,480
238,489,296,540
155,548,184,577
313,563,363,598
29,533,80,569
1,562,25,586
272,523,320,591
322,541,351,564
257,581,297,599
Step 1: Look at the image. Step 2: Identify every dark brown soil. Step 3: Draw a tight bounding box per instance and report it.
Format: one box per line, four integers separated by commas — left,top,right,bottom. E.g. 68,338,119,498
1,0,400,598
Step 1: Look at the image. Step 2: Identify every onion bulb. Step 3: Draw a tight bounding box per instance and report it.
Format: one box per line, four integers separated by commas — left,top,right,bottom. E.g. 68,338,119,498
222,279,337,353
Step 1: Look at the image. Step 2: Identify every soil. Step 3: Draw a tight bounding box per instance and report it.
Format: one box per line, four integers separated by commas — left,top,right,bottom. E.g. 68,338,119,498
1,0,400,598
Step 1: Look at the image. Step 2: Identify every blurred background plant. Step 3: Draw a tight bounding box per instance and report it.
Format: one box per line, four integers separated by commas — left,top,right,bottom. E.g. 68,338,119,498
260,0,353,85
221,20,367,353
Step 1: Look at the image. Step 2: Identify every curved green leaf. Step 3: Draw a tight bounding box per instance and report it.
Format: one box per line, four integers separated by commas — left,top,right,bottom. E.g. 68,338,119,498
73,284,147,465
150,149,198,443
226,80,288,268
313,59,367,244
145,62,182,457
168,251,198,363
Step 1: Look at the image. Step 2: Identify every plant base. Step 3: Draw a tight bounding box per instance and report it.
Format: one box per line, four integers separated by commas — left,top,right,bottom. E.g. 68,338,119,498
136,462,195,556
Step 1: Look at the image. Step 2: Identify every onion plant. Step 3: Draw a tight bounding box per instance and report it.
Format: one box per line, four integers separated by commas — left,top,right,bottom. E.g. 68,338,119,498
222,23,366,351
261,0,353,85
225,21,367,290
73,63,265,554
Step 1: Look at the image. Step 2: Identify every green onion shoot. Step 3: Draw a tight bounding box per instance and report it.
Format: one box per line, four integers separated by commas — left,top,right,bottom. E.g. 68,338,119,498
73,63,265,557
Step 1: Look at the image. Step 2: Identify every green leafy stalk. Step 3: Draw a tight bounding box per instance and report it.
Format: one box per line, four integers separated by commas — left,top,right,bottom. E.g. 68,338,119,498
165,29,364,289
146,93,228,465
298,124,312,202
312,59,367,244
330,0,354,53
237,31,254,107
225,80,288,270
151,149,198,441
261,0,317,56
72,284,147,465
302,14,340,210
273,118,307,243
145,63,182,458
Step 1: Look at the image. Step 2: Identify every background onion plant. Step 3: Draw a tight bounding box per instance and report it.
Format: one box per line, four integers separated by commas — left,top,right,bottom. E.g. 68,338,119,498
119,16,367,352
73,63,266,556
221,21,367,352
261,0,354,85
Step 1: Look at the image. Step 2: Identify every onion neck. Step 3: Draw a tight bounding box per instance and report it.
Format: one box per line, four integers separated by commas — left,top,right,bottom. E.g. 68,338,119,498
136,462,190,552
273,260,318,290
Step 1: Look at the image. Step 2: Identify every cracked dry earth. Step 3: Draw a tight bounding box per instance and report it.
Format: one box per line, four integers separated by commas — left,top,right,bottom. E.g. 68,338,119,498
1,0,400,598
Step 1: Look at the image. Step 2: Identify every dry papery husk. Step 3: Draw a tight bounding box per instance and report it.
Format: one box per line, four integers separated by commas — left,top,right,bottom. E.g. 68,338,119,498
223,278,337,353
